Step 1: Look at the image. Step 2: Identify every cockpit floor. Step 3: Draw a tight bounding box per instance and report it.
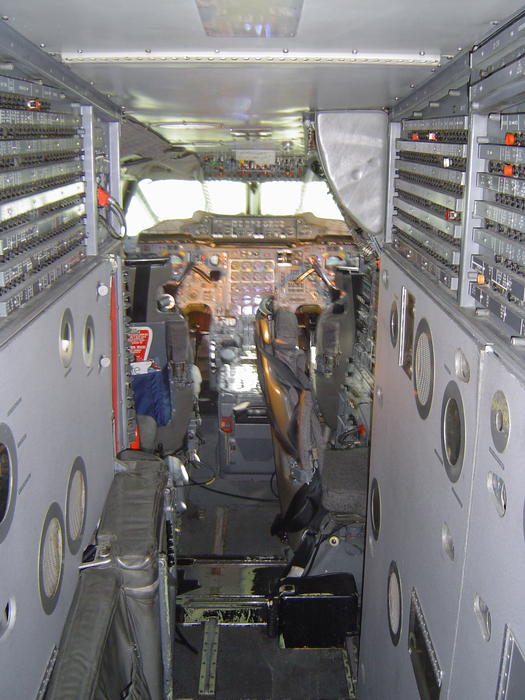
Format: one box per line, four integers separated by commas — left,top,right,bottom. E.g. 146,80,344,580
174,415,357,699
174,624,354,700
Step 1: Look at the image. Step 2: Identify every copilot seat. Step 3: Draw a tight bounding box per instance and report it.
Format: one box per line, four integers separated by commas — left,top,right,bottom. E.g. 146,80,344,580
254,296,325,549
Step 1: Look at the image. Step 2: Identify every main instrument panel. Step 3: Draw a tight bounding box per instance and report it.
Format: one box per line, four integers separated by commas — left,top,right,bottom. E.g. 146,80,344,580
136,212,360,315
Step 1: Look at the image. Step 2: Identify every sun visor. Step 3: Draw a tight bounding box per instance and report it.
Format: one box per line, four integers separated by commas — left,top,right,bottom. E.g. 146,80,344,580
316,111,388,239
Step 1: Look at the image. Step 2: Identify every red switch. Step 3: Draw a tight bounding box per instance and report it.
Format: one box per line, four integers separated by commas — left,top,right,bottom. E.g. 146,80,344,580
220,416,233,433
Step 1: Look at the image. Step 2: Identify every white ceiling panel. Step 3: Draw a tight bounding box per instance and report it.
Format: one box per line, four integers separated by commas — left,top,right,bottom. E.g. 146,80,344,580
0,0,522,151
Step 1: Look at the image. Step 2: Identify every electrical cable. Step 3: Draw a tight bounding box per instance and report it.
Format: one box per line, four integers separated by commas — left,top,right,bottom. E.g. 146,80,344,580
108,195,127,238
97,186,127,239
270,471,279,498
303,522,352,577
98,214,123,241
186,460,217,486
174,625,198,655
188,479,278,503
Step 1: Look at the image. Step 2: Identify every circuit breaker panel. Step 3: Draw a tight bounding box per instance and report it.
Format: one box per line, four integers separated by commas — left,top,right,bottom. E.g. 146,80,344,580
0,25,129,699
470,113,525,337
0,76,87,318
361,12,525,700
392,115,468,294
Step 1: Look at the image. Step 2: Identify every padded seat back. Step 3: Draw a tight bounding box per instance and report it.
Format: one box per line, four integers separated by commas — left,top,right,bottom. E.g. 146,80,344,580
314,277,356,431
255,299,322,481
44,568,152,700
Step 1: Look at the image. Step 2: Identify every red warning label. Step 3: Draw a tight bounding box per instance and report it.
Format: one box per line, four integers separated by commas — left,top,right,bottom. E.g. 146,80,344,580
128,326,152,362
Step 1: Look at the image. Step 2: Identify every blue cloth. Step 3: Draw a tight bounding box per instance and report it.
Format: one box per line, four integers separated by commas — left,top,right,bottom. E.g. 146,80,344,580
131,367,172,426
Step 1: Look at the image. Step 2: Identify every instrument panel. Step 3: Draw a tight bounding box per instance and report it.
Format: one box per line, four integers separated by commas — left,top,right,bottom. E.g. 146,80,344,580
138,241,359,316
137,213,360,315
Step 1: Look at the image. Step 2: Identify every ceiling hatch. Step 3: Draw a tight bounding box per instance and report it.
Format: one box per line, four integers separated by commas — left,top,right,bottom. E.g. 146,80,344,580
195,0,304,38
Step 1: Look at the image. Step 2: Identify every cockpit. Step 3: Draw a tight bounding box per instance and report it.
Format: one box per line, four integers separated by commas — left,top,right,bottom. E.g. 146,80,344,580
115,204,376,694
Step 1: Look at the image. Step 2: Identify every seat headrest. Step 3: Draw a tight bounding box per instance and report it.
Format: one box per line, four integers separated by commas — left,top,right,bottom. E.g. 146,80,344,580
274,308,299,348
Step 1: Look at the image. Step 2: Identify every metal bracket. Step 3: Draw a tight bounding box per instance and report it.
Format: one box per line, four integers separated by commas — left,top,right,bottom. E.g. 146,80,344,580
198,617,220,697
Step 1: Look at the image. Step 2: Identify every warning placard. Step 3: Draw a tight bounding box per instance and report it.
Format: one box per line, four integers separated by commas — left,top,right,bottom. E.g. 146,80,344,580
128,326,152,362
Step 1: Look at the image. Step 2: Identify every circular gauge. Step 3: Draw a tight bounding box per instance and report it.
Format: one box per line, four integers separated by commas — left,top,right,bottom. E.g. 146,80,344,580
170,253,186,279
209,254,220,267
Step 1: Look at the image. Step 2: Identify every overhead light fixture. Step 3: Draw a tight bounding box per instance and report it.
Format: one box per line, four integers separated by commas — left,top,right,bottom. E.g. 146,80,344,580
64,51,441,67
194,0,303,38
230,129,273,139
151,120,225,129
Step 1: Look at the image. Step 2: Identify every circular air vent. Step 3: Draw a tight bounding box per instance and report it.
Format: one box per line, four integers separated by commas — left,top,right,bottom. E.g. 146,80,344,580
390,302,399,348
0,443,11,525
490,390,510,454
66,457,87,554
59,309,74,368
0,424,17,544
39,503,64,615
387,561,402,646
441,381,465,483
0,598,15,640
82,316,95,368
413,319,434,419
370,478,381,541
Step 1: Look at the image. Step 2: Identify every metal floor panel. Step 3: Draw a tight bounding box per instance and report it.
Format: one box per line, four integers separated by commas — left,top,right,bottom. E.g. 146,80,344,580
174,626,353,700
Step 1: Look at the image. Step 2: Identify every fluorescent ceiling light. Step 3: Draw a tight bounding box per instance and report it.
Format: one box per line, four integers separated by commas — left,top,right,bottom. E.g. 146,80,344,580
195,0,304,38
151,121,224,128
64,51,441,66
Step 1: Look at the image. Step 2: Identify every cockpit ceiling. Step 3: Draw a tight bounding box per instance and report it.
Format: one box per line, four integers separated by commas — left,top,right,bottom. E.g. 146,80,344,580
0,0,522,150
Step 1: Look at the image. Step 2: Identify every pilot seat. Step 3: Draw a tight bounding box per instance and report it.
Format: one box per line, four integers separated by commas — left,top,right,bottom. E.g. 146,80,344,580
127,259,201,458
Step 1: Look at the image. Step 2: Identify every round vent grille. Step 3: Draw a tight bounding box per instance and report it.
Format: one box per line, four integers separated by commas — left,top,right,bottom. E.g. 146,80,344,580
39,503,64,614
82,316,95,368
490,390,510,454
59,309,74,368
390,302,399,348
413,319,434,419
370,478,381,541
0,424,17,545
387,561,402,646
0,443,10,525
66,457,87,554
441,381,465,483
